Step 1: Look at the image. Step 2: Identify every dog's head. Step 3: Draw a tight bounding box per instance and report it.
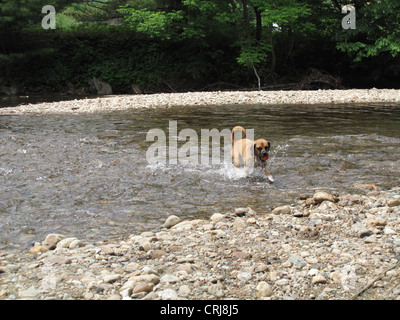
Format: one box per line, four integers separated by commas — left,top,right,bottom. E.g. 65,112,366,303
253,139,270,162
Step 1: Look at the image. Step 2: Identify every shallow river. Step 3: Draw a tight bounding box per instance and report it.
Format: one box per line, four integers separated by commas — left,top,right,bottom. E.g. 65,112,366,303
1,102,399,250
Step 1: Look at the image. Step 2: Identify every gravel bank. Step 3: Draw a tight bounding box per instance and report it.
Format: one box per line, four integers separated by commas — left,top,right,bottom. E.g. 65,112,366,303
1,89,400,114
1,188,399,300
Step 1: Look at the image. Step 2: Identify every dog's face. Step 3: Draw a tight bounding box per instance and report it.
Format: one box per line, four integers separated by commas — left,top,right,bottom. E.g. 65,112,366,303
253,139,270,162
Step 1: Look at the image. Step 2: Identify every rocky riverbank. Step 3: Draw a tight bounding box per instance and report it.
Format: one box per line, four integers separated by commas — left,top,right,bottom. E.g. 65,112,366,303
0,88,400,114
1,187,399,300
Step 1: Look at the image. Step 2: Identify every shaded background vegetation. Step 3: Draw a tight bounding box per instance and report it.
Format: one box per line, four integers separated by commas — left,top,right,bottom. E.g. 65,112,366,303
1,0,399,94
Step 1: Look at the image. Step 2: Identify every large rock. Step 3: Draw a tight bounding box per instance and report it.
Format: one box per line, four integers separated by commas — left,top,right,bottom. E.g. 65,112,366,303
313,191,337,204
272,205,291,215
163,215,181,228
88,77,112,95
42,234,64,250
388,199,400,207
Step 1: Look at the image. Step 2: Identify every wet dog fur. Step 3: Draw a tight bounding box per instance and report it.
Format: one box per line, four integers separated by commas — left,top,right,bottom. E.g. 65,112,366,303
231,126,274,183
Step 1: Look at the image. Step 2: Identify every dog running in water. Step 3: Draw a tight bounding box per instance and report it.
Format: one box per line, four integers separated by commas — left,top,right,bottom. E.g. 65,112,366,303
231,126,274,183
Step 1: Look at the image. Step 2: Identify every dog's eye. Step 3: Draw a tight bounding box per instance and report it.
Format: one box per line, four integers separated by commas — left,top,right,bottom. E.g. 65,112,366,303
257,147,262,151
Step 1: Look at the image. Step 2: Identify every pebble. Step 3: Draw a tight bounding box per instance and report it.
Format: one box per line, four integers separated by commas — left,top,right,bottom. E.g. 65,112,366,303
18,286,40,299
42,234,64,250
163,215,181,229
313,191,336,204
160,274,180,283
311,275,327,284
272,205,291,215
210,213,225,222
275,279,289,286
232,217,247,229
256,281,273,298
207,282,225,298
159,289,178,300
103,274,121,284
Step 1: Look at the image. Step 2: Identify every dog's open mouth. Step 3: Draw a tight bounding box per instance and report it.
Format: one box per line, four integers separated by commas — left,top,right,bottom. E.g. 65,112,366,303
261,155,269,161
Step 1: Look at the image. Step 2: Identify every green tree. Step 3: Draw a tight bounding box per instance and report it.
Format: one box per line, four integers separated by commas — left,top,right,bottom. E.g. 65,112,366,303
334,0,400,61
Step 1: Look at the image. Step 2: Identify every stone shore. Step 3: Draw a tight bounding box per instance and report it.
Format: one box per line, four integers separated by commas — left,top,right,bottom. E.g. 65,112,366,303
1,187,399,300
0,89,400,114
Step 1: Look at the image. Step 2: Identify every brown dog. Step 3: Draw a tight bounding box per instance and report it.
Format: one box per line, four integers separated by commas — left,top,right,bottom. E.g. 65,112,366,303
231,126,274,183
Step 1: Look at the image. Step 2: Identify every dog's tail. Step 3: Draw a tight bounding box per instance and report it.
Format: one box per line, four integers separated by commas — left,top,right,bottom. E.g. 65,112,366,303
232,126,246,146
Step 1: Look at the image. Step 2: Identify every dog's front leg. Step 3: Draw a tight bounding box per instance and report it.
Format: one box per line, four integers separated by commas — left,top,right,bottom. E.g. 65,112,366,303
264,167,274,183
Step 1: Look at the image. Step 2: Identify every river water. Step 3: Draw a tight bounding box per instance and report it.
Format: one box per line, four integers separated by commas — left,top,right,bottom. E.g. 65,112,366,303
0,102,399,250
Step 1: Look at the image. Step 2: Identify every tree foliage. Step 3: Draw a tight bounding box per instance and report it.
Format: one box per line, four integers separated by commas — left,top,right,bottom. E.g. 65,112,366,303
1,0,400,91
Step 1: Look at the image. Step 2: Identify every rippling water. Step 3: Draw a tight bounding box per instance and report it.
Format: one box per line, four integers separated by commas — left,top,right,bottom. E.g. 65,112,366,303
1,102,399,250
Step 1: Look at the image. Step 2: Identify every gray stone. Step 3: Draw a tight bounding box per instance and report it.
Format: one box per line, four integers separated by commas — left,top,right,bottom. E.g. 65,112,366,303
311,275,327,284
313,191,336,204
207,282,225,298
160,274,179,283
56,237,78,249
234,208,248,216
178,285,191,297
163,215,181,228
42,234,64,250
42,255,72,265
272,205,291,215
351,223,373,238
237,272,252,282
132,282,154,294
159,289,178,300
19,286,40,299
275,279,289,286
210,213,225,222
232,217,247,229
256,281,273,298
103,274,122,284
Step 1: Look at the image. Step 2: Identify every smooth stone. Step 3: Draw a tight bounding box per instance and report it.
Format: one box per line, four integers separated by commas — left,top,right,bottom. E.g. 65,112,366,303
272,205,291,215
232,217,247,229
178,285,191,297
149,250,167,259
163,215,181,228
103,274,121,284
256,281,273,298
29,243,48,254
312,274,327,284
159,288,178,300
237,272,252,282
160,274,179,283
69,239,84,249
275,279,289,286
313,191,336,204
18,286,40,299
234,208,248,216
210,213,225,222
42,234,64,250
388,199,400,207
56,237,78,249
42,255,72,265
132,282,154,294
207,281,225,298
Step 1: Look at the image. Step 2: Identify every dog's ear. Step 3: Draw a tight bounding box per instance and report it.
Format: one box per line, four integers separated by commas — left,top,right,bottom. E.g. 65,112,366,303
268,141,271,150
